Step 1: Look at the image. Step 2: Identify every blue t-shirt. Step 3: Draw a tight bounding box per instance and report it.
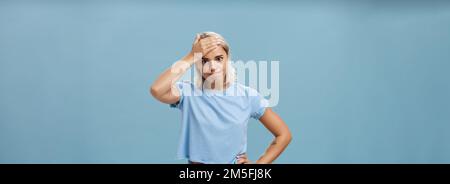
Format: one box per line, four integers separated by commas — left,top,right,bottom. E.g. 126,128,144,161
170,81,268,164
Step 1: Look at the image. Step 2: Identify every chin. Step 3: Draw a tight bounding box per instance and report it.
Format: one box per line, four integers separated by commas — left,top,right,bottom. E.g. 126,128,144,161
204,74,224,80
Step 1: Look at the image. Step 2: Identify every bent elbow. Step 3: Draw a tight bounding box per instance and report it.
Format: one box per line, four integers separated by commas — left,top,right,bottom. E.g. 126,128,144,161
280,131,292,145
150,85,161,98
288,133,292,144
286,132,292,144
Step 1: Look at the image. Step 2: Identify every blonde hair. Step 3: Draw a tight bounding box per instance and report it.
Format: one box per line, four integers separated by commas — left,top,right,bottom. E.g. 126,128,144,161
194,32,236,89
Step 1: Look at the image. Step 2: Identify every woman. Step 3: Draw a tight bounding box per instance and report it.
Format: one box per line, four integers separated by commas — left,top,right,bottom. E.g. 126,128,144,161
150,32,292,164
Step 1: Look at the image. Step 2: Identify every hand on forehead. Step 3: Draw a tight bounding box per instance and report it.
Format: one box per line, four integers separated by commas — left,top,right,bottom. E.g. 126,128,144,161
203,46,226,59
200,36,225,48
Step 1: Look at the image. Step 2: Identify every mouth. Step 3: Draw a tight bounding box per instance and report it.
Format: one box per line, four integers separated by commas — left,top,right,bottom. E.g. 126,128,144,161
203,72,223,80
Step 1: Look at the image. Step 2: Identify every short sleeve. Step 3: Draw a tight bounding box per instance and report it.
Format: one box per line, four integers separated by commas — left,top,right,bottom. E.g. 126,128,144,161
249,90,269,119
169,81,187,109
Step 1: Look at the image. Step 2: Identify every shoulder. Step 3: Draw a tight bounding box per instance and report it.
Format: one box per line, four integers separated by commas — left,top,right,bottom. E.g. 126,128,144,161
234,83,259,97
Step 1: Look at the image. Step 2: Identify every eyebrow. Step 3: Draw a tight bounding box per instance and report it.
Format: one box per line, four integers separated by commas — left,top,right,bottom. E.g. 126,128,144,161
202,55,224,60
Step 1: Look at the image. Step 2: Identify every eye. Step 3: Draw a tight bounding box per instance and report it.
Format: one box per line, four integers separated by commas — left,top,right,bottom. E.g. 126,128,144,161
202,58,209,64
215,56,223,62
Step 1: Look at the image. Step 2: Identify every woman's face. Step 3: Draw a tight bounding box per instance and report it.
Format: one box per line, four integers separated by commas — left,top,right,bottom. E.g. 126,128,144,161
196,46,228,83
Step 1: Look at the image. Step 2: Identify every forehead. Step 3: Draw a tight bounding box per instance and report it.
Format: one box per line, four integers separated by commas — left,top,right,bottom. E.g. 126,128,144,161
204,46,227,59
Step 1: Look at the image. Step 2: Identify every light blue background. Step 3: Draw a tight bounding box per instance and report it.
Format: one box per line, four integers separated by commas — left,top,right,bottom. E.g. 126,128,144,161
1,0,449,163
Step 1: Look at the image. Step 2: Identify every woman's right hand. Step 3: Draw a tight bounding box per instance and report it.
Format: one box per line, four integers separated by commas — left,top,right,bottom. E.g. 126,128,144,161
185,34,225,63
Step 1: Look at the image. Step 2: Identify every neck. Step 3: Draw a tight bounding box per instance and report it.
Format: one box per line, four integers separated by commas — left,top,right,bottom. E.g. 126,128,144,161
202,79,229,91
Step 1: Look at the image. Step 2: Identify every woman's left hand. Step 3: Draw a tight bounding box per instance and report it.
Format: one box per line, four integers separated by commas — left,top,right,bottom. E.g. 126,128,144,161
236,154,252,164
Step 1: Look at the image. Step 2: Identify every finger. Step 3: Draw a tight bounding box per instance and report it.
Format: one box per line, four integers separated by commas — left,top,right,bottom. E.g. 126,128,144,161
200,36,225,47
200,37,224,45
203,43,219,50
194,34,200,44
204,38,225,45
202,41,225,48
240,155,251,164
204,39,226,46
236,158,245,164
202,45,219,56
241,158,251,164
238,154,247,159
209,36,224,41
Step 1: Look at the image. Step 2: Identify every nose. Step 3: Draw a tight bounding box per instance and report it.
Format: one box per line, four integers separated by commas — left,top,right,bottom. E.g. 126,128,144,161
208,61,217,73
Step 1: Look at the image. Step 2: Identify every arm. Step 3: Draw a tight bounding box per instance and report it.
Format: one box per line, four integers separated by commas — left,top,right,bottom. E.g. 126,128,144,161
150,54,195,104
237,108,292,164
256,108,292,164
